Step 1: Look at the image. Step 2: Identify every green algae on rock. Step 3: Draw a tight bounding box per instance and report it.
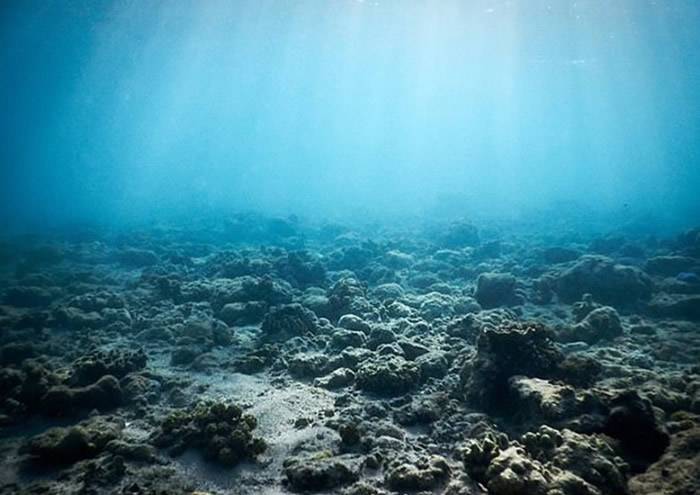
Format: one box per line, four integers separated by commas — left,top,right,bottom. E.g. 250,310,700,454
151,401,266,467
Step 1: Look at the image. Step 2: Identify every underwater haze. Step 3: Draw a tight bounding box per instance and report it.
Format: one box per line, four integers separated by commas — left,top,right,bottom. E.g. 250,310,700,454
3,2,700,494
2,0,700,231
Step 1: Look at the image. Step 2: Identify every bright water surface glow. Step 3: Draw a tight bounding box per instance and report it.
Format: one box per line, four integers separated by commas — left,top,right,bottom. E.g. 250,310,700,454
1,1,699,231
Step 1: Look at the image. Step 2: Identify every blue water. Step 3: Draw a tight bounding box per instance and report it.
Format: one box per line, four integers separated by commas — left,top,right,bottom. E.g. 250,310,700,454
1,0,699,231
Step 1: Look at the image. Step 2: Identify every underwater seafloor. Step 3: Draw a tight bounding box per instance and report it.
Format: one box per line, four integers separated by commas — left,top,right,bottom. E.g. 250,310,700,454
0,214,699,495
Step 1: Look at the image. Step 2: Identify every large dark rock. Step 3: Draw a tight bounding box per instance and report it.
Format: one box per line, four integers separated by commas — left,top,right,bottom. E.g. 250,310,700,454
218,301,268,326
41,375,123,416
628,426,700,495
260,303,318,342
276,250,326,288
20,416,121,465
462,322,563,412
474,272,519,308
555,255,653,305
603,391,670,470
70,349,147,386
356,355,420,396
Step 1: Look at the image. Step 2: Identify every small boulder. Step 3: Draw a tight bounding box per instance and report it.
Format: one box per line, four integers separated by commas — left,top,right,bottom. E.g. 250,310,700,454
474,273,519,308
356,356,420,396
604,391,670,469
261,304,318,342
337,314,371,334
314,368,356,390
555,255,653,305
283,453,361,492
560,306,623,344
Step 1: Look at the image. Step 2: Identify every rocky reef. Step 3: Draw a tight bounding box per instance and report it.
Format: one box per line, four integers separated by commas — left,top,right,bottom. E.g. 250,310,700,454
0,214,698,494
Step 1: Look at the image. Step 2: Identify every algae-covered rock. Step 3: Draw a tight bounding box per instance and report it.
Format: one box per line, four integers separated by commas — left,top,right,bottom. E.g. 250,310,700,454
21,416,122,465
327,277,371,319
337,314,372,334
70,348,147,386
485,446,551,495
509,377,578,422
53,306,106,330
283,453,362,492
522,426,629,495
462,322,563,412
152,401,266,466
211,276,293,309
287,353,329,379
330,328,367,350
384,455,451,492
261,303,318,342
356,355,420,396
560,306,623,344
41,375,123,416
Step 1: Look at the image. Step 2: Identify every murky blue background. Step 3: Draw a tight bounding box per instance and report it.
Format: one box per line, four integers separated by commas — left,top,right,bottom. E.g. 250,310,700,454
1,1,699,231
